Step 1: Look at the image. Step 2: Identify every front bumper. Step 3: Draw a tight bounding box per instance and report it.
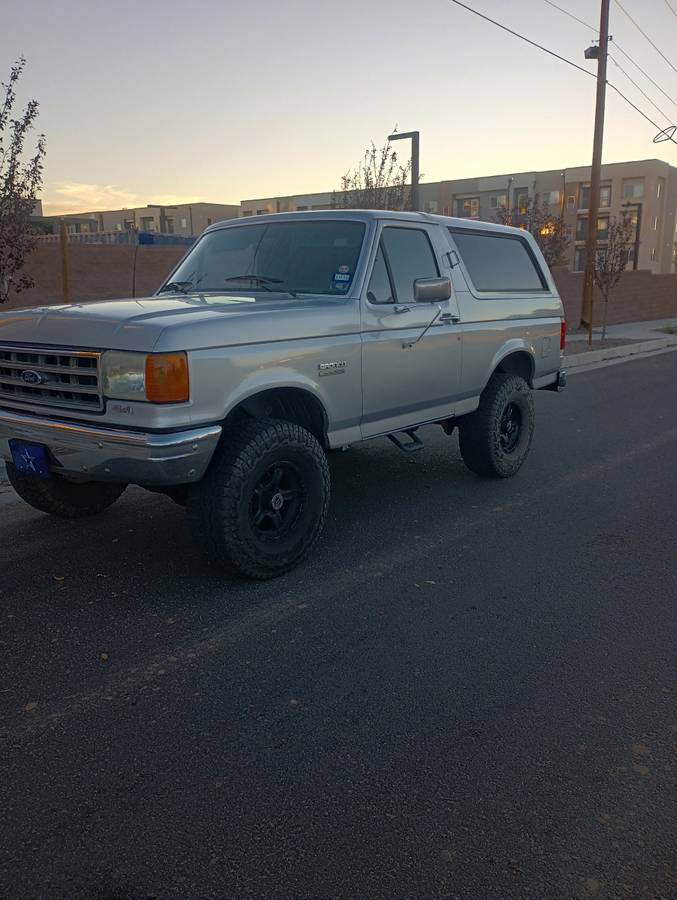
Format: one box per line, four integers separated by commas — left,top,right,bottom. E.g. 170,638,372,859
0,407,222,486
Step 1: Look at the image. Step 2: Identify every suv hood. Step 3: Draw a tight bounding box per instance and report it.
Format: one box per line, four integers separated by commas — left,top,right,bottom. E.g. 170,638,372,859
0,292,355,352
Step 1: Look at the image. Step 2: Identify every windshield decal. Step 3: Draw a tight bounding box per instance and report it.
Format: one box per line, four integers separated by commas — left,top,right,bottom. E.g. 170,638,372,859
332,267,352,292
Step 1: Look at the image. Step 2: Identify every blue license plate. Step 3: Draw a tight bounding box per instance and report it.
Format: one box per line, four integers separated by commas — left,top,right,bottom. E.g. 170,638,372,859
9,440,51,479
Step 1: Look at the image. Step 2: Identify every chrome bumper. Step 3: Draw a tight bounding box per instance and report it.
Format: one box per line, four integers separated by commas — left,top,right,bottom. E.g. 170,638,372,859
0,408,222,486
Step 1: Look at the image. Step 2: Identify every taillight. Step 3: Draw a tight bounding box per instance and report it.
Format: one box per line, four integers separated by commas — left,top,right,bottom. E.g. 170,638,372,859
560,320,566,352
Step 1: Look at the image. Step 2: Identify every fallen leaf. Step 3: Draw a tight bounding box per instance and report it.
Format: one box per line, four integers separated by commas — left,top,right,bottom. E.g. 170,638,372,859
100,653,109,661
53,576,65,582
632,764,649,776
631,742,650,756
24,701,38,712
584,878,601,896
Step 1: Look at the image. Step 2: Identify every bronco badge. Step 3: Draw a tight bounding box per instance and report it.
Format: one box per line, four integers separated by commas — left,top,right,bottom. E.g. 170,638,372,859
318,361,347,376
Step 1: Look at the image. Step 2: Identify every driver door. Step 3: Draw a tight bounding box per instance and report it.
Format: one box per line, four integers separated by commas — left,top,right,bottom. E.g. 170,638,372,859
360,222,462,438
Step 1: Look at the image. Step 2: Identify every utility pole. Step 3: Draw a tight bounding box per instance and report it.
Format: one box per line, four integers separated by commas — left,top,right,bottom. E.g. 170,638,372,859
388,130,420,212
581,0,611,344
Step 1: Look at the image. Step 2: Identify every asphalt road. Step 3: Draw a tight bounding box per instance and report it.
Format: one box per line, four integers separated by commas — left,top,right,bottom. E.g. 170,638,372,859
1,352,676,900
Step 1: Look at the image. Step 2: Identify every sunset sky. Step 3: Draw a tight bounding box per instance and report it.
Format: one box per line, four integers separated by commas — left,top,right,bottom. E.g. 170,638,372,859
3,0,676,214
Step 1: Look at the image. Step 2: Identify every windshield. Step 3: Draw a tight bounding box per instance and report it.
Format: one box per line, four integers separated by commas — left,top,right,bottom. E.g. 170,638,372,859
164,220,366,296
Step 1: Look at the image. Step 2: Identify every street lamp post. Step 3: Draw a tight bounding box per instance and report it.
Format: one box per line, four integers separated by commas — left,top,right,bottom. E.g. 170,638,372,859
388,130,420,212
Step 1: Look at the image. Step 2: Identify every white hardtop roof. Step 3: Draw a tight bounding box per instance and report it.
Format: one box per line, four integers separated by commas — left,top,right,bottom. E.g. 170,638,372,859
205,209,529,239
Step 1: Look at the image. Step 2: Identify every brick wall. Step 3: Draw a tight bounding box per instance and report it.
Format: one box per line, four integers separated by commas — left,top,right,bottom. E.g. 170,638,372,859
4,243,188,311
551,267,677,327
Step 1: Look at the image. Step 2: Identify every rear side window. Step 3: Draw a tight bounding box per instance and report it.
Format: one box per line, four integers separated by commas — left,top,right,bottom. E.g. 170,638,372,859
449,229,547,292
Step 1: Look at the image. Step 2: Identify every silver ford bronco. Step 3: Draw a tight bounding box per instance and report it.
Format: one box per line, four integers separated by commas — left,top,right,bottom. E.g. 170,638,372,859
0,211,566,578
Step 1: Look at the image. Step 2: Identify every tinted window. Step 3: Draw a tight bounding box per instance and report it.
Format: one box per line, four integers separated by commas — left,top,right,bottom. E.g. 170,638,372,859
366,244,395,304
168,221,365,296
381,227,439,303
450,230,546,292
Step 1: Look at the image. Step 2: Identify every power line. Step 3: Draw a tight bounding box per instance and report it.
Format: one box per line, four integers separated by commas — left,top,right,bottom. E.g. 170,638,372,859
447,0,596,78
541,0,596,31
607,81,671,135
665,0,677,17
446,0,677,144
614,0,677,75
540,0,677,107
608,54,673,122
611,43,677,108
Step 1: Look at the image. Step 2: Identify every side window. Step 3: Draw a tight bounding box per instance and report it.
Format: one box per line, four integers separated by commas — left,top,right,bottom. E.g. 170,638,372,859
366,244,395,304
381,227,439,303
449,229,547,292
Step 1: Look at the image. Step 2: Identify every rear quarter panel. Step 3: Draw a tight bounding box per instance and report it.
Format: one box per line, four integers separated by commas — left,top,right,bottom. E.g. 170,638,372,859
443,227,564,402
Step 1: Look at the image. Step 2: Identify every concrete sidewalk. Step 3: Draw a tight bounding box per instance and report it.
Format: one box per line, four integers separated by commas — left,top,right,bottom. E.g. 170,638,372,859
565,317,677,369
567,317,676,342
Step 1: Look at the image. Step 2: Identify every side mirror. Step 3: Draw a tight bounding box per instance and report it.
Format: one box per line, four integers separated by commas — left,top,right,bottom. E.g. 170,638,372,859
414,276,452,303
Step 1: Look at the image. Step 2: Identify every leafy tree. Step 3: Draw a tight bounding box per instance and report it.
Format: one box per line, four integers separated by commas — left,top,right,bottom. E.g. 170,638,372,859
494,196,570,268
333,139,412,211
0,57,46,303
594,211,634,342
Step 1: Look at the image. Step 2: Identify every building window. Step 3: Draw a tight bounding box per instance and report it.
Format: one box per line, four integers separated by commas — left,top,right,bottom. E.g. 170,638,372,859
575,216,609,241
241,210,253,217
296,205,309,211
180,218,187,228
165,217,174,234
423,200,439,213
256,209,267,215
456,197,479,218
567,195,576,209
114,223,122,232
140,217,155,231
579,184,611,209
490,194,508,209
515,190,528,214
542,190,560,206
622,179,644,200
574,248,587,272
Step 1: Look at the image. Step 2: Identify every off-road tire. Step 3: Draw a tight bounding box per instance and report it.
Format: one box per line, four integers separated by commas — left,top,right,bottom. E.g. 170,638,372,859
187,417,330,579
6,463,127,518
458,373,535,478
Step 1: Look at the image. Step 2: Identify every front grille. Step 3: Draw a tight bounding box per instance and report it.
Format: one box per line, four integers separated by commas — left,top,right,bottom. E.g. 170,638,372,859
0,346,103,412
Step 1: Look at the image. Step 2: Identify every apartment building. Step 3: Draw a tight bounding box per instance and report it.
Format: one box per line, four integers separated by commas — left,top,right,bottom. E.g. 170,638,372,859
44,201,239,237
239,158,677,274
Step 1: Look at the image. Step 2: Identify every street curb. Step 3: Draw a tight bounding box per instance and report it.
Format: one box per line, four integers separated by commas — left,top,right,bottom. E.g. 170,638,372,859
564,336,677,368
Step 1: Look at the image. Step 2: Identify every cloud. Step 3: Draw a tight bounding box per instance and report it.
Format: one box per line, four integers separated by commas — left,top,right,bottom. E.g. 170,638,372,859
42,182,204,215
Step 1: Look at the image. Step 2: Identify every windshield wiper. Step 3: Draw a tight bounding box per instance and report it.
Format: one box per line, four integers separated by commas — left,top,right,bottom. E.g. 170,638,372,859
224,274,296,296
157,281,193,295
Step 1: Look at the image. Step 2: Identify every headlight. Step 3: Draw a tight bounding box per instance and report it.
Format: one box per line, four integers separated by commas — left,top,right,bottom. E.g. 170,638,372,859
101,351,189,403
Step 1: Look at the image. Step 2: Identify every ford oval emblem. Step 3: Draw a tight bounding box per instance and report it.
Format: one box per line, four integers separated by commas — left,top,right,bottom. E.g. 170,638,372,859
20,369,44,385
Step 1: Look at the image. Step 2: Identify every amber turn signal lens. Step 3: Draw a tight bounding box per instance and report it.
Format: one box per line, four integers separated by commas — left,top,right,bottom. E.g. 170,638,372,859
145,352,189,403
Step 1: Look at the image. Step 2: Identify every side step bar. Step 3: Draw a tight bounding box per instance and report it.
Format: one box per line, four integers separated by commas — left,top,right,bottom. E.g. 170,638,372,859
387,428,424,454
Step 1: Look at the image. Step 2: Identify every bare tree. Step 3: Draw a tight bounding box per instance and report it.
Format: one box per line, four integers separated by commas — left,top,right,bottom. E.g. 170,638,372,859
0,57,46,303
494,197,570,268
333,139,412,211
594,211,634,342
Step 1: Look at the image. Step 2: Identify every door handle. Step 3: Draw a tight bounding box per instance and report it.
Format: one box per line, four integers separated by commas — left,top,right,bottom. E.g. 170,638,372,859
393,305,412,314
438,312,460,323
